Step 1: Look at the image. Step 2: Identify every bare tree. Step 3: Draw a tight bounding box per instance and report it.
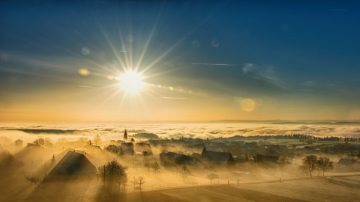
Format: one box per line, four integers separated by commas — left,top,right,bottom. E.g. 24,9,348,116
151,161,160,172
302,155,317,178
180,165,191,181
133,176,145,191
207,173,219,184
317,157,333,176
51,154,56,165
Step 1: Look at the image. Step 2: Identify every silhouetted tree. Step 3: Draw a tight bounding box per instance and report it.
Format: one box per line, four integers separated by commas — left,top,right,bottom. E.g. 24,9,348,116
105,145,122,156
180,165,191,181
99,161,127,191
317,157,333,176
51,154,56,165
302,155,317,178
150,161,160,172
207,173,219,184
133,176,145,191
30,138,51,146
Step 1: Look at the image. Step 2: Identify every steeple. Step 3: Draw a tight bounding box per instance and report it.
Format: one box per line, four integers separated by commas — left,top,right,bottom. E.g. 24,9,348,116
124,129,128,140
202,146,207,155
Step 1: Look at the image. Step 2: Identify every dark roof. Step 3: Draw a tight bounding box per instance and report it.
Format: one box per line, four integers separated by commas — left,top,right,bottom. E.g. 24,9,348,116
338,158,357,165
253,154,279,162
160,152,195,165
202,150,232,162
121,142,134,147
136,142,151,147
44,151,96,181
121,142,134,155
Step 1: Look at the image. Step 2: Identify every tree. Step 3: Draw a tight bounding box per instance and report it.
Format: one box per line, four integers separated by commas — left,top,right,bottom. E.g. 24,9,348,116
207,173,219,184
150,161,160,172
105,145,122,156
51,154,56,165
133,176,145,191
32,138,48,146
180,165,191,181
302,155,317,178
99,161,127,191
317,157,333,176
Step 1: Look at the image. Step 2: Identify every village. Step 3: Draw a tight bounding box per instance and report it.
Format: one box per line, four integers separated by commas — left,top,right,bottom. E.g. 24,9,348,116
1,128,360,201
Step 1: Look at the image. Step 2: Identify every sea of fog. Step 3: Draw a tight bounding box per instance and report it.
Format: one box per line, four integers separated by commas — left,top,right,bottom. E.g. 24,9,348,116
1,121,360,140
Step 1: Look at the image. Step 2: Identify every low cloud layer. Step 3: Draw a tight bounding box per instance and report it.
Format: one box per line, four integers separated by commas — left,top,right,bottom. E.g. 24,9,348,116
1,121,360,140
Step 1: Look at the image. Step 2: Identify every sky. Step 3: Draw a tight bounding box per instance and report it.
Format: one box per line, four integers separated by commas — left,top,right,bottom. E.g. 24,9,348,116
0,0,360,122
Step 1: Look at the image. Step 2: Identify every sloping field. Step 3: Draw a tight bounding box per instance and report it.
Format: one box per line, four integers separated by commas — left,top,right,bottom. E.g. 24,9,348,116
126,176,360,202
126,185,306,202
327,175,360,188
232,177,360,202
2,174,360,202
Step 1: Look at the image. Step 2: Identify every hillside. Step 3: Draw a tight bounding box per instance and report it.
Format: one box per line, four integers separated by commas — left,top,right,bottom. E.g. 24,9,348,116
126,176,360,202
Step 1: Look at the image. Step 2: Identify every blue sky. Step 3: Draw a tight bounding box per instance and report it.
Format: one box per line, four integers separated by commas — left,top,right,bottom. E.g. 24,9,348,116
0,0,360,121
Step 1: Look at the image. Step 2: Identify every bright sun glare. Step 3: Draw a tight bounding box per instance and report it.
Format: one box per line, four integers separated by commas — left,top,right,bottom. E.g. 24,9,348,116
119,70,144,94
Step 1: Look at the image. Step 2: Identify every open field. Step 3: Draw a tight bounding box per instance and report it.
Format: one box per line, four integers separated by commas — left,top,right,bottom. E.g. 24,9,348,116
2,173,358,202
126,175,360,202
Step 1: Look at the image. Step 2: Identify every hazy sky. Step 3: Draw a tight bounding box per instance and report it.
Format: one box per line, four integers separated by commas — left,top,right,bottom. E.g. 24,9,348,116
1,0,360,122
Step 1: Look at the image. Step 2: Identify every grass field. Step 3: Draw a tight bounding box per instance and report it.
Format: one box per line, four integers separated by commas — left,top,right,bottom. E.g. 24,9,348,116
125,175,360,202
1,171,359,202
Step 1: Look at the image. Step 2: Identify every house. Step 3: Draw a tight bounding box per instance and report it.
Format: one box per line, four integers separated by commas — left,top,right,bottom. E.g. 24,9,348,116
201,147,233,163
43,151,96,181
105,145,122,155
135,142,152,156
121,142,134,155
160,151,196,166
253,154,279,163
338,158,357,166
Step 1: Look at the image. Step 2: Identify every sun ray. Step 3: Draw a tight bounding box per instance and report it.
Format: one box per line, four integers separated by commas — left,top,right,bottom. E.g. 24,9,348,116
135,4,165,72
101,28,127,72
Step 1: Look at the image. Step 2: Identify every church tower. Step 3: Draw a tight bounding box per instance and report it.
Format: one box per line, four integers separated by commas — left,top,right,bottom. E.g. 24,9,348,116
124,129,128,140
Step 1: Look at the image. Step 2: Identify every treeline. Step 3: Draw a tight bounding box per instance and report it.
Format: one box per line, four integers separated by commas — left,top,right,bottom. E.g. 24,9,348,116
222,134,360,142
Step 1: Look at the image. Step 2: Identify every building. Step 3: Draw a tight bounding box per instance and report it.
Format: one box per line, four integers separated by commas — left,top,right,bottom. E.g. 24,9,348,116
135,142,152,156
160,151,195,166
44,151,96,181
121,142,134,155
201,147,233,163
124,129,128,140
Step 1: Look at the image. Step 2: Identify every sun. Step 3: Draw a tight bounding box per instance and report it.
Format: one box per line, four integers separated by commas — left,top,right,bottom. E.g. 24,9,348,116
119,70,144,94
